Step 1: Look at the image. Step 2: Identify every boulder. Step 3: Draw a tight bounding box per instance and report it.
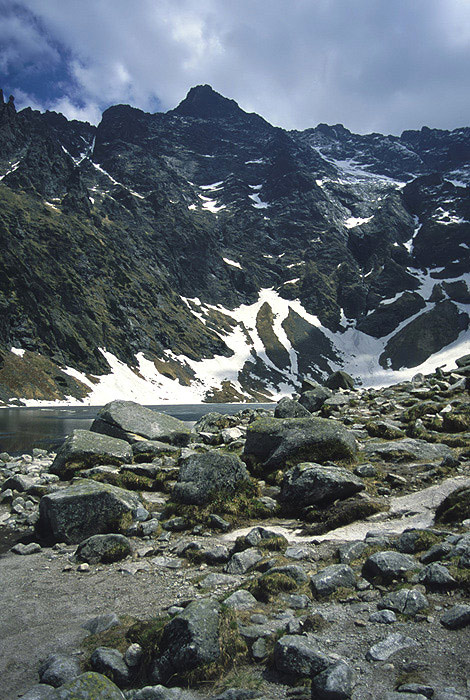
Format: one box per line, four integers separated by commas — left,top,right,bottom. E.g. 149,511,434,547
91,401,190,446
37,479,141,544
378,589,429,617
273,634,332,677
311,659,354,699
150,599,220,684
440,604,470,629
280,462,364,509
38,654,81,688
75,534,132,564
132,440,179,461
225,548,263,574
243,417,357,473
54,672,125,699
325,371,355,390
298,388,332,413
172,451,250,505
51,430,132,479
362,438,452,463
274,397,311,418
90,647,130,688
310,564,356,597
362,551,419,583
366,633,417,662
435,486,470,523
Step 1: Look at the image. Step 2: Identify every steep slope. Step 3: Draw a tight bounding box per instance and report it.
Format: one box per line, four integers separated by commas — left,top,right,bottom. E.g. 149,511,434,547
0,86,468,404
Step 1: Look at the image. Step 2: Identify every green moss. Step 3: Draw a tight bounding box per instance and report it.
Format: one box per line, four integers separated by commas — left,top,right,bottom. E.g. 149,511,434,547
301,498,383,535
90,471,155,491
257,535,289,552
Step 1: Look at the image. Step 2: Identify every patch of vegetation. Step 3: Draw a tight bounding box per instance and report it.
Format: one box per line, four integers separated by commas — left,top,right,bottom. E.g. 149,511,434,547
301,497,383,535
163,478,272,528
249,572,298,603
90,471,155,491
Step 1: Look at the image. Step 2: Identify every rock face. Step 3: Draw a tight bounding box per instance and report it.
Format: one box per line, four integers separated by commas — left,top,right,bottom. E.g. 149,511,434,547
37,479,141,544
51,429,133,478
150,599,221,683
172,451,250,505
1,84,468,404
243,417,357,473
279,462,364,509
363,438,452,463
91,401,191,446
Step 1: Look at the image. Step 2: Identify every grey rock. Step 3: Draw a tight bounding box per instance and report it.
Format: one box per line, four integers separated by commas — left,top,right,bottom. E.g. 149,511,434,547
172,451,249,505
130,687,199,700
274,634,332,676
54,671,125,699
354,464,377,477
92,401,190,446
1,474,37,492
39,654,82,687
244,525,285,547
362,438,452,463
433,692,468,700
269,564,308,584
311,659,354,699
90,647,130,688
420,541,453,564
440,604,470,629
379,589,429,617
82,613,120,635
11,542,41,555
280,463,364,508
37,479,141,544
285,545,312,560
201,573,239,588
225,548,263,574
51,430,132,478
75,534,131,564
19,685,56,699
325,371,355,390
310,564,356,597
208,514,231,531
418,563,458,590
280,594,310,609
203,544,230,564
385,694,427,700
362,551,419,583
275,397,312,418
150,599,220,684
132,440,179,460
338,541,366,565
223,589,258,610
243,417,357,472
366,632,417,661
124,643,143,668
298,388,332,413
397,529,437,554
251,637,268,660
369,609,397,624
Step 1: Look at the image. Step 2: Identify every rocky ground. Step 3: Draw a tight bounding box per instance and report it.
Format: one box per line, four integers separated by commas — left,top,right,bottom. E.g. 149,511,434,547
1,364,470,700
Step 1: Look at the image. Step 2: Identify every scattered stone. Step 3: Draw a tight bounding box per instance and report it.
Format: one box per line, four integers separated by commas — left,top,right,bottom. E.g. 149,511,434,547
325,371,355,390
225,548,263,574
11,542,41,555
362,551,419,584
90,647,130,688
298,387,332,413
274,634,332,676
311,659,354,699
369,610,397,624
396,684,434,698
75,534,132,564
366,633,417,662
440,604,470,629
82,613,120,635
418,563,458,591
275,397,312,418
378,589,429,617
38,653,82,687
223,590,258,610
363,438,452,463
310,564,356,597
124,643,143,668
208,514,231,531
54,671,125,699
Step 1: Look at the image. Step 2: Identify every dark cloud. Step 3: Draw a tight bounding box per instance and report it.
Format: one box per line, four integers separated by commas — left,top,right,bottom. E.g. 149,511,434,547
1,0,469,133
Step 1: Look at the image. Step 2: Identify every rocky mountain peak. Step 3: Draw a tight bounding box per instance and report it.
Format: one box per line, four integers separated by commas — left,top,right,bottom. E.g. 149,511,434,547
172,84,246,120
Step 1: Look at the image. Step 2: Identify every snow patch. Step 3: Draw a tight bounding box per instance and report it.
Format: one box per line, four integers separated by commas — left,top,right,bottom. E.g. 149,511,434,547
11,347,25,357
223,258,242,269
344,216,373,229
249,193,269,209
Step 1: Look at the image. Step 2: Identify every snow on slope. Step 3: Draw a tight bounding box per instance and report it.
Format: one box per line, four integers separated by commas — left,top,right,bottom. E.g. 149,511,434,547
18,285,470,406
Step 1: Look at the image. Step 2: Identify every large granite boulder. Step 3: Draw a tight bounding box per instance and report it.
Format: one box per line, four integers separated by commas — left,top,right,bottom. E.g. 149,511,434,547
150,599,221,684
37,479,141,544
172,451,250,505
279,462,364,509
91,401,191,446
51,430,133,479
243,417,357,473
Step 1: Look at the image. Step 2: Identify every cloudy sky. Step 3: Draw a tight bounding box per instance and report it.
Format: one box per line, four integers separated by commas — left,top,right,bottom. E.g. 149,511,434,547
1,0,469,134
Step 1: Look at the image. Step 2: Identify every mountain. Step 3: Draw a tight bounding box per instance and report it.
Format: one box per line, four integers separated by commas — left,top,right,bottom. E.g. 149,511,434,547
0,85,469,405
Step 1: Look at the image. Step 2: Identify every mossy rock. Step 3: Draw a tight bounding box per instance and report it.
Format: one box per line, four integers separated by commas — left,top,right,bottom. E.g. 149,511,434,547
249,571,299,603
435,486,470,523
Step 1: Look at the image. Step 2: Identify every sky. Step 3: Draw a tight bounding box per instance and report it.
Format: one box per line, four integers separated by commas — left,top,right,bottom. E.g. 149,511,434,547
1,0,469,135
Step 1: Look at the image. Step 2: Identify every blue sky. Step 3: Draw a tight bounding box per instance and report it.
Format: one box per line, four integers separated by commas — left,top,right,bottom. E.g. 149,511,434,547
1,0,469,134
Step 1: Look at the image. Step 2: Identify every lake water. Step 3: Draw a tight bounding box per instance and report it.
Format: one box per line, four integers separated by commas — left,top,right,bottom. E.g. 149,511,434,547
0,404,273,455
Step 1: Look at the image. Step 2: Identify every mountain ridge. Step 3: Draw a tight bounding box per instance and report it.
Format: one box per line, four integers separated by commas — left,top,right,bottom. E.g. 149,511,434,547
0,85,468,405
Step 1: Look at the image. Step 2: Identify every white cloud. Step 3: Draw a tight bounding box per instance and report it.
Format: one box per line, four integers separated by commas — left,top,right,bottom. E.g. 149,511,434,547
7,0,470,133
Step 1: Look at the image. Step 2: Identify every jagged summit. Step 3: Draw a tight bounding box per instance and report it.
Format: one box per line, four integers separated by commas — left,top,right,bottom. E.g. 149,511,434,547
171,84,246,120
